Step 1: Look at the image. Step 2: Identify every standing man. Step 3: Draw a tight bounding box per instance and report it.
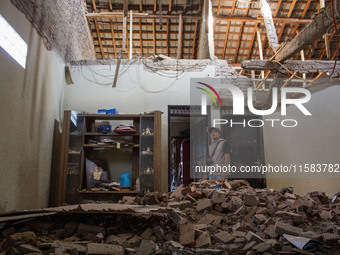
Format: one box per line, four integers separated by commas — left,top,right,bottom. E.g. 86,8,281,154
206,127,231,180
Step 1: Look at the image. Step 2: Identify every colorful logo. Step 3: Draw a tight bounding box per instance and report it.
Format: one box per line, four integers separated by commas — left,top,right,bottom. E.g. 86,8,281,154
196,82,223,106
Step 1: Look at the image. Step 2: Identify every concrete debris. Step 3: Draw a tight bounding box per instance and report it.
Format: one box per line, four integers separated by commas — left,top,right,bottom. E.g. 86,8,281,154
0,179,340,254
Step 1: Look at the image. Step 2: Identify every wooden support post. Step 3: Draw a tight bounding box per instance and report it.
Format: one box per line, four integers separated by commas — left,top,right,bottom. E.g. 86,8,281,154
257,30,265,79
123,16,127,51
130,10,133,59
167,19,170,56
158,0,163,29
139,18,143,56
153,19,156,56
177,14,183,59
113,50,122,88
192,20,198,59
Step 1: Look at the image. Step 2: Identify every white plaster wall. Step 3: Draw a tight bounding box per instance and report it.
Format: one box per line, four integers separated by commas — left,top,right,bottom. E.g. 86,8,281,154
65,66,340,196
0,0,65,211
264,85,340,196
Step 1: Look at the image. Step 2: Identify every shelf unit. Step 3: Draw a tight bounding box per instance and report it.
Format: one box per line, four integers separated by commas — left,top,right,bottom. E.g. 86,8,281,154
57,111,162,205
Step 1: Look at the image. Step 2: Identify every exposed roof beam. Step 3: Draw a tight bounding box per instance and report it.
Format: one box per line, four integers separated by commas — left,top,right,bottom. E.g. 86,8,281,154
274,1,340,61
222,0,236,59
139,18,143,56
94,18,104,59
246,22,258,60
192,19,199,59
110,18,117,58
86,12,312,23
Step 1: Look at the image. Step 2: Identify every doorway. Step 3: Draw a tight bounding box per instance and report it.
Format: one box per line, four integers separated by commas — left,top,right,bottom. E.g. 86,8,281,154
168,105,210,191
220,107,266,188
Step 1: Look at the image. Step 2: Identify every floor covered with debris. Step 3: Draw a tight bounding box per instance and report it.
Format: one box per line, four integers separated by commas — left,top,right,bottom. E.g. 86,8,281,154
0,180,339,255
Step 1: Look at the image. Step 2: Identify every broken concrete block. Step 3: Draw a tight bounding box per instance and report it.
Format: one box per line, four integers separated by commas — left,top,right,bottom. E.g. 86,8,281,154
195,231,211,248
168,240,183,249
141,228,153,239
137,239,157,255
253,242,271,253
320,211,330,220
78,223,105,236
179,224,195,246
179,200,191,210
153,226,165,241
264,224,278,239
51,240,87,253
214,204,223,213
230,196,243,210
254,214,268,224
196,199,213,213
197,213,222,227
244,194,258,207
181,187,192,196
122,196,136,204
185,194,197,203
3,231,36,248
274,221,303,236
170,185,184,199
86,243,124,255
242,241,256,251
17,244,41,254
322,233,340,245
106,235,129,248
1,227,15,238
213,231,235,244
245,231,264,243
127,236,142,247
300,231,322,242
168,202,181,209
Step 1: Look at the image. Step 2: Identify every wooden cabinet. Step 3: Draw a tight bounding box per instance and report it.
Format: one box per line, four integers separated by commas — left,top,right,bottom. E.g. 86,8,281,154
57,111,162,205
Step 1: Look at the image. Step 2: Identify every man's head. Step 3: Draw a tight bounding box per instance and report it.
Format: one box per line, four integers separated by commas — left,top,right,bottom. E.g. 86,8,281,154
209,127,221,140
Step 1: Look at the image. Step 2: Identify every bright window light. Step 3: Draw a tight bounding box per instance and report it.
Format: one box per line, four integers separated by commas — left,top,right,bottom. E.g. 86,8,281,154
0,14,27,68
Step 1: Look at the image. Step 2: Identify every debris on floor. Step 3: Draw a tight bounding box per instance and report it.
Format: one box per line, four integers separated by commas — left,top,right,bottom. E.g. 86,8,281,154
0,179,339,254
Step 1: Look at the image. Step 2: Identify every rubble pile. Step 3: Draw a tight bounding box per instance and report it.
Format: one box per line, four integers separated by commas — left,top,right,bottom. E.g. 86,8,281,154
1,180,340,254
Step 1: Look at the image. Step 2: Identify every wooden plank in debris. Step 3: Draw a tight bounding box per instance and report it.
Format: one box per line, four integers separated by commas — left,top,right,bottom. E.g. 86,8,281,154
0,212,57,223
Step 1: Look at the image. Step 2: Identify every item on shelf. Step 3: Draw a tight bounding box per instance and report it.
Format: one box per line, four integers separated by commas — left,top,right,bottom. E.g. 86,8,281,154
97,109,107,114
97,108,119,115
141,127,154,136
142,167,154,175
85,159,109,190
97,125,112,133
107,108,118,114
120,174,132,188
141,147,153,155
114,123,137,133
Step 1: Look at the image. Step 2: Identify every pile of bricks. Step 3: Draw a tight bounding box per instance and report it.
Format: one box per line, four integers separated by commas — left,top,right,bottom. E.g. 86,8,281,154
0,179,339,254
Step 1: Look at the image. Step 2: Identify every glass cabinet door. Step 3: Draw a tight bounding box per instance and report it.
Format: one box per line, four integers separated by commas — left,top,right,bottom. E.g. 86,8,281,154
65,111,84,204
139,116,155,193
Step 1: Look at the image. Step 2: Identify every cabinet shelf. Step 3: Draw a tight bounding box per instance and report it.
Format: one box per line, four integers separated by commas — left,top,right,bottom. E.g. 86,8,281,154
57,110,162,206
83,144,140,148
84,132,139,136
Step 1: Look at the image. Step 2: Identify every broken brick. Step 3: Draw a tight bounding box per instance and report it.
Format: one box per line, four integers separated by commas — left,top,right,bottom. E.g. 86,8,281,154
243,194,258,207
213,231,235,244
196,199,213,213
87,243,124,255
179,224,195,246
274,221,303,236
195,231,211,248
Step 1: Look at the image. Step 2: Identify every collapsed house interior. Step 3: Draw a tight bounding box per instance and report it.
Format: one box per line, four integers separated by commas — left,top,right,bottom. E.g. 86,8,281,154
0,0,340,254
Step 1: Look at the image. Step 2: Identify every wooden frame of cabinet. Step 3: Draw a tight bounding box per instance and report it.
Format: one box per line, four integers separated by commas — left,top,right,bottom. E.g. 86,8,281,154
56,110,162,205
